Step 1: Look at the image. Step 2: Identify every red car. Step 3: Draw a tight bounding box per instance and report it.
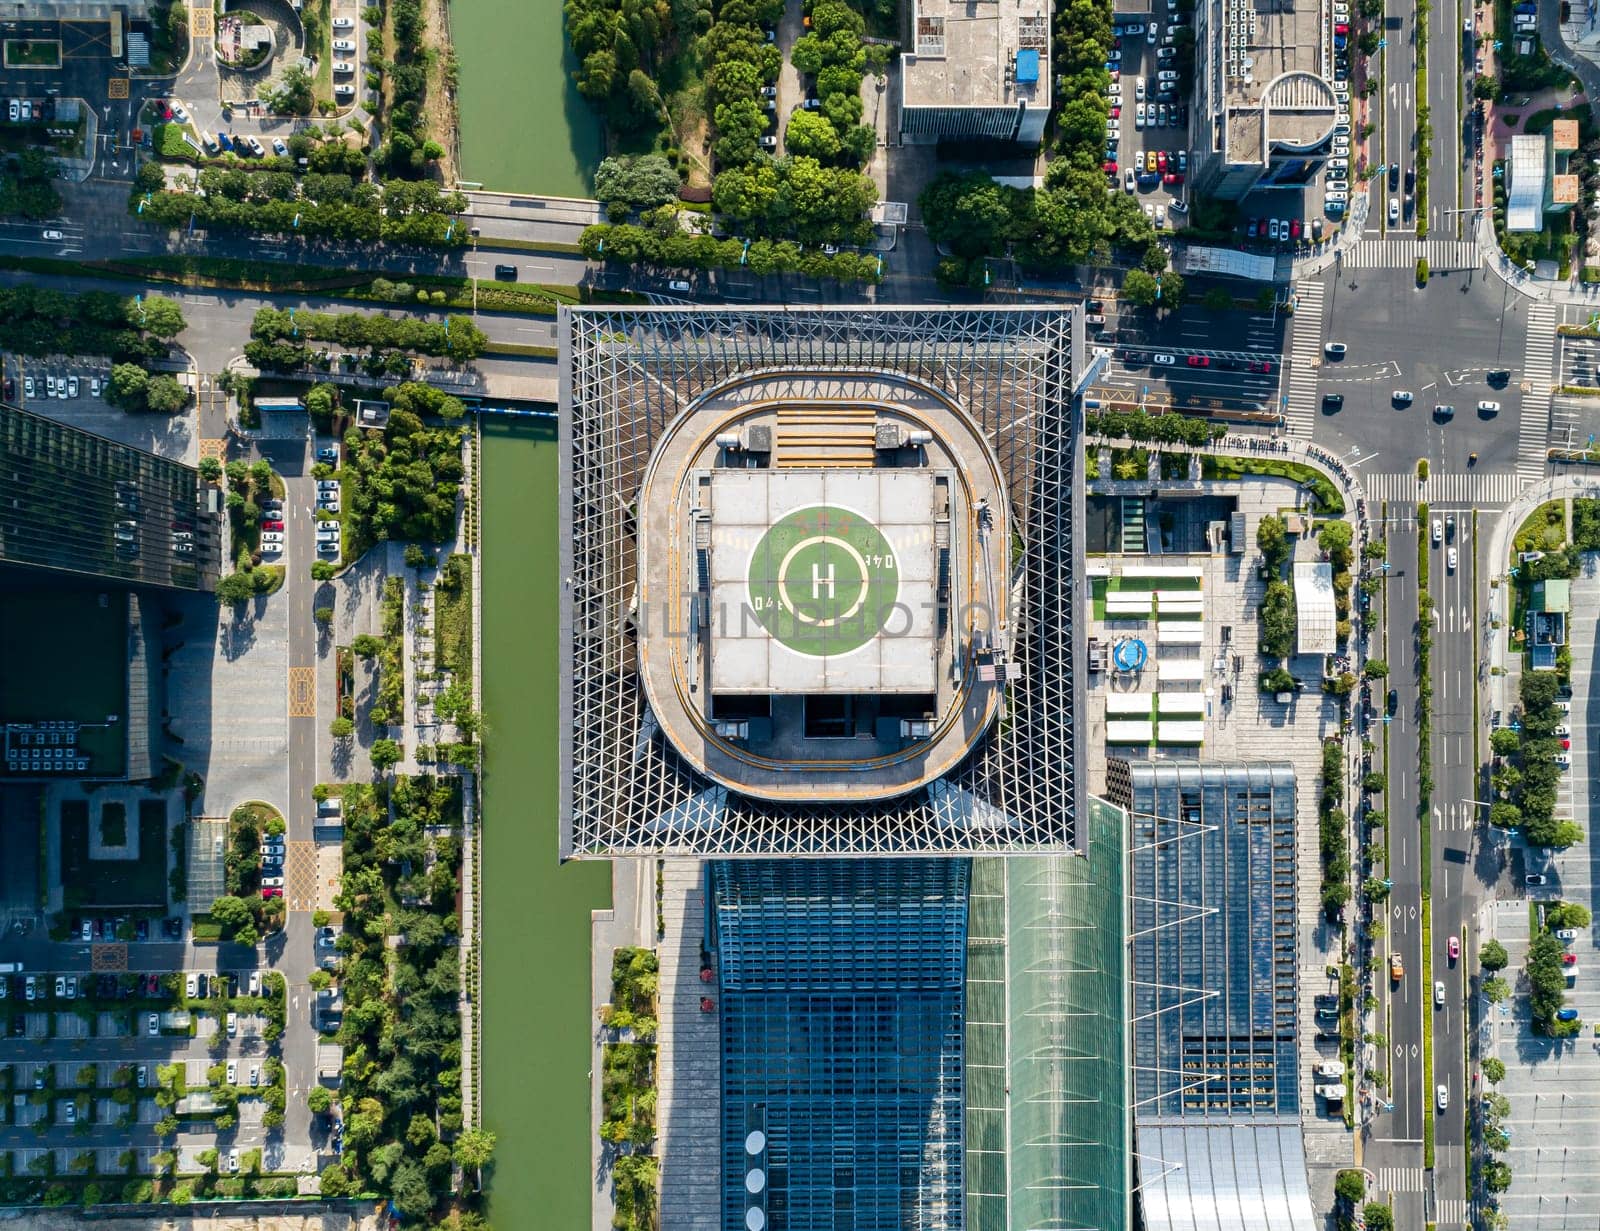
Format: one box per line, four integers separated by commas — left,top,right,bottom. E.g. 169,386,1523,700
1163,172,1184,186
1111,105,1121,119
1187,355,1210,367
261,887,282,899
1335,22,1349,32
1248,360,1274,373
1563,952,1579,966
1104,160,1118,174
1157,150,1168,171
261,519,284,531
1290,218,1303,239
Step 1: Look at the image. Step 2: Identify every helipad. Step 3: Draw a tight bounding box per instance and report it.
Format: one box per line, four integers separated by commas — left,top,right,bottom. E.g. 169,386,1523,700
709,470,937,694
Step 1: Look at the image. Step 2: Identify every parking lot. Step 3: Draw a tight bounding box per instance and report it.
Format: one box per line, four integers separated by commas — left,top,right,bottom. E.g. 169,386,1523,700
1480,561,1600,1229
1110,12,1190,228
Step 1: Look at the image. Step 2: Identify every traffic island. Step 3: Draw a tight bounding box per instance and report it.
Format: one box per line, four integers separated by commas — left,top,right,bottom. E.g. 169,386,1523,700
2,40,61,69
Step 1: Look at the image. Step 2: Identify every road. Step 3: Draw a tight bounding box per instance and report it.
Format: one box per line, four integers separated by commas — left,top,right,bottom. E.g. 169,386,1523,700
1380,0,1420,234
1424,499,1485,1223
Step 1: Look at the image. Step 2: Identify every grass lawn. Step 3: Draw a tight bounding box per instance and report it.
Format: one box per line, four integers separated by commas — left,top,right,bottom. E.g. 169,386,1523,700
61,799,167,908
4,40,60,67
1513,500,1566,553
1201,454,1345,514
100,802,127,847
435,554,472,680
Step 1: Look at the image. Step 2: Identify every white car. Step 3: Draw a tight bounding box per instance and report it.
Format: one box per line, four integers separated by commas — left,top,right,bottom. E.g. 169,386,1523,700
67,376,78,398
332,15,355,28
226,1011,237,1036
249,971,261,996
332,60,355,73
6,100,16,122
1147,22,1158,41
1436,1084,1449,1111
1153,353,1176,365
1136,78,1147,101
1434,980,1446,1006
1478,400,1500,414
1125,168,1136,192
185,974,196,997
332,38,357,51
1389,197,1400,224
247,136,265,156
171,102,189,123
335,83,356,98
1432,518,1443,544
228,1148,239,1173
1555,753,1572,768
90,376,101,398
1155,204,1166,227
1136,101,1147,128
1328,157,1348,170
1325,190,1349,203
226,1062,237,1084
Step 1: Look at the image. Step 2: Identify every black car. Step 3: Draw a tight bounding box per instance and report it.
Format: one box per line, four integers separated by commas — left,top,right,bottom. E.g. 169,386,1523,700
1387,688,1399,716
1323,393,1344,409
1487,368,1511,385
1433,403,1455,421
1404,168,1416,194
493,264,518,281
1388,164,1400,191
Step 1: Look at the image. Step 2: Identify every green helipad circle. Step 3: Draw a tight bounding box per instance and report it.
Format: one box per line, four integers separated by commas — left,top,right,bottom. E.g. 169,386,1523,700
748,505,900,656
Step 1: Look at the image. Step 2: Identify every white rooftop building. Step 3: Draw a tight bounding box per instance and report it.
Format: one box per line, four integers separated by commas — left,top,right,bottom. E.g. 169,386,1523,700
900,0,1052,145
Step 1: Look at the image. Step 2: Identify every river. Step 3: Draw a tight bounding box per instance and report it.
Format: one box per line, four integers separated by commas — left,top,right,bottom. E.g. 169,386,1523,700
452,0,603,197
478,417,610,1227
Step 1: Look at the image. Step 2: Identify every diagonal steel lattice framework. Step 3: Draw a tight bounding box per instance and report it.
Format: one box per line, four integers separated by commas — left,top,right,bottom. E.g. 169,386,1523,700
558,305,1085,858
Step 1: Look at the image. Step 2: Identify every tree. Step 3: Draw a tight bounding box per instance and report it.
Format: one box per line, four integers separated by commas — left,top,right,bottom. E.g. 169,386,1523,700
454,1125,496,1178
215,572,257,605
1362,659,1389,678
1482,1057,1506,1083
1483,1160,1513,1193
315,606,334,624
311,561,336,581
785,108,842,160
106,363,149,409
1480,938,1509,970
143,374,187,414
1474,74,1502,100
1363,1203,1394,1231
351,634,383,658
1334,1170,1365,1205
136,159,167,194
1483,974,1510,1002
594,154,681,211
329,716,355,739
199,456,223,483
370,738,402,771
1491,727,1521,756
318,1163,353,1197
135,295,186,339
1546,901,1593,931
266,65,315,116
306,1085,333,1114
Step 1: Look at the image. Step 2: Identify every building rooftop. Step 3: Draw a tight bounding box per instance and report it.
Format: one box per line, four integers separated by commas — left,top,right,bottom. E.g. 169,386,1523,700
707,469,938,695
1553,118,1580,152
1553,173,1580,205
1215,0,1339,168
1508,133,1548,231
558,306,1084,857
901,0,1052,111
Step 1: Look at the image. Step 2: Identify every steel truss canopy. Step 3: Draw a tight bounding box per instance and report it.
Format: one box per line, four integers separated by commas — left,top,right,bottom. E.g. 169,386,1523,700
557,305,1085,858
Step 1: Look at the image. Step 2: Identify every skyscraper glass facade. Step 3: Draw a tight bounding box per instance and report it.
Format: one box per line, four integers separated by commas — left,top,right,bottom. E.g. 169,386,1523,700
0,401,219,590
711,859,969,1231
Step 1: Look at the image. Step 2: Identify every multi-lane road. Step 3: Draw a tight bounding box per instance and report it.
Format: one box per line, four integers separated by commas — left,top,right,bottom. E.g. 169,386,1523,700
1378,0,1475,237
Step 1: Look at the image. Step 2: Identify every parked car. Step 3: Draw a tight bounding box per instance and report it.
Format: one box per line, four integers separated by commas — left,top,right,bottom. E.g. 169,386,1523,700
226,1061,237,1084
1153,353,1175,365
1557,928,1580,941
147,1013,158,1036
1525,873,1548,885
1556,1007,1579,1022
247,136,265,157
332,15,355,28
185,973,196,997
332,38,357,51
335,83,356,99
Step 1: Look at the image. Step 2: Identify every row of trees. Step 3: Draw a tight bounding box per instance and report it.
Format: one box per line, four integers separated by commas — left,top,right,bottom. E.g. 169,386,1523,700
1489,671,1584,848
579,219,880,282
0,148,63,220
106,363,188,415
1257,514,1297,659
782,0,886,169
316,777,493,1220
0,286,183,361
250,307,487,362
131,176,467,247
1083,405,1224,447
567,0,700,133
335,391,466,551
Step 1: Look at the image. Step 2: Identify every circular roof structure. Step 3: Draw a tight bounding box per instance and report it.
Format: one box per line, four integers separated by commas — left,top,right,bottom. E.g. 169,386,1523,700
746,1168,767,1194
745,1130,767,1155
1262,70,1339,151
746,1209,767,1231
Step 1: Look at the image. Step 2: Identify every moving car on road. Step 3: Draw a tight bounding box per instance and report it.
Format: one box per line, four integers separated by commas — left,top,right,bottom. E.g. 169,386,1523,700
1393,389,1413,405
1436,1084,1449,1110
1448,935,1460,962
1324,342,1346,357
1390,953,1404,981
1434,980,1446,1006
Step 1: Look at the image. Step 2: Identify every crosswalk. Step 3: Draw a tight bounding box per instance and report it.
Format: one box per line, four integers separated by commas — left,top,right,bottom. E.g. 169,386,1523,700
1283,280,1327,437
1435,1198,1468,1225
1343,239,1482,270
1362,470,1526,505
1377,1166,1426,1192
1519,303,1558,483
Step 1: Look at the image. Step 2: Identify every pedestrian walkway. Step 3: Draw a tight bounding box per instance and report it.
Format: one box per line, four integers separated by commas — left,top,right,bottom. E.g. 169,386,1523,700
1343,238,1481,270
1435,1198,1468,1225
1363,471,1524,505
1377,1166,1426,1192
1519,303,1559,483
1283,280,1327,437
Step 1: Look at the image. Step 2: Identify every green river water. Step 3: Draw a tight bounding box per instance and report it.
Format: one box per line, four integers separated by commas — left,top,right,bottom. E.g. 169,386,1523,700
479,419,610,1227
452,2,602,197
